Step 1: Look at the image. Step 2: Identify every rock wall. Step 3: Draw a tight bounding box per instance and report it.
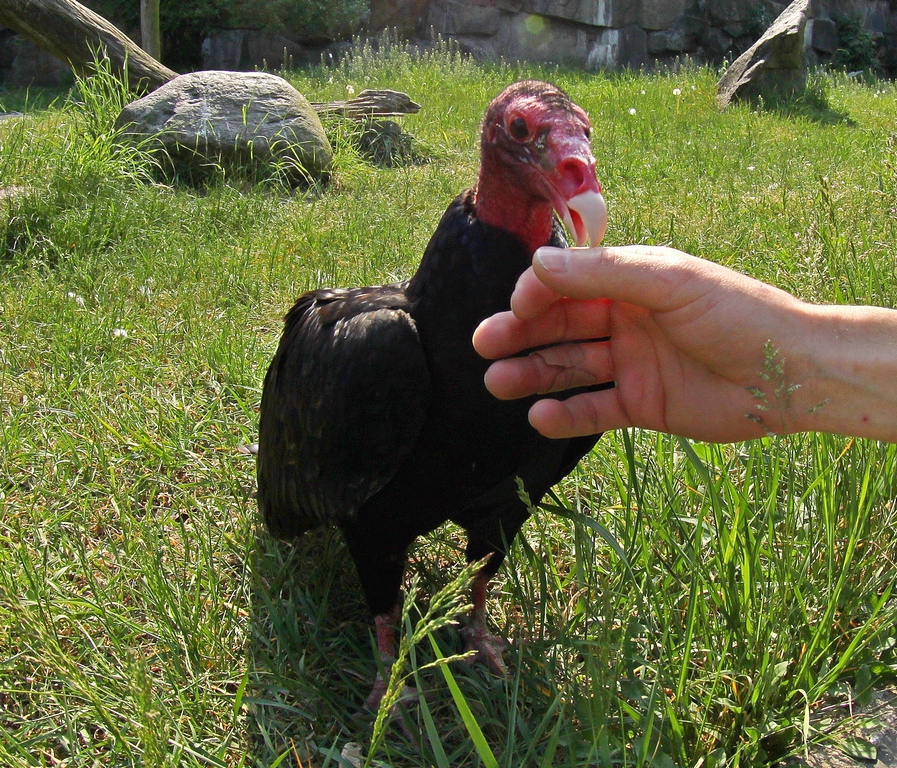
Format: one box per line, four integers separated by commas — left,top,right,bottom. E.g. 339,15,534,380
0,0,894,86
0,30,73,88
373,0,897,76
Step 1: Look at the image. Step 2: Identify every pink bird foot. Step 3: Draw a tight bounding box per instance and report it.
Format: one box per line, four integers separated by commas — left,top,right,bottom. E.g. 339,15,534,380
460,621,510,677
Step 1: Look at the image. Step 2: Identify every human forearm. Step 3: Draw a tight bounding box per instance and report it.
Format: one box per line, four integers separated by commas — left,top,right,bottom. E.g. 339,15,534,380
782,304,897,442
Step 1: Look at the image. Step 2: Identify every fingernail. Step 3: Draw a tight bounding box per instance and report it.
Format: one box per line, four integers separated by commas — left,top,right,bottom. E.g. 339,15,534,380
535,247,570,273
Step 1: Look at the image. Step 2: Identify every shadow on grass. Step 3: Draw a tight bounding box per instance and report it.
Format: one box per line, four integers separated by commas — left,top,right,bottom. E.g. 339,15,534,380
242,528,477,766
768,94,855,126
245,525,380,765
242,512,631,766
756,75,856,126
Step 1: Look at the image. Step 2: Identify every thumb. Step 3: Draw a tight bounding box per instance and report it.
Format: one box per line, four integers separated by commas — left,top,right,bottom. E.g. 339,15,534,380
532,245,696,311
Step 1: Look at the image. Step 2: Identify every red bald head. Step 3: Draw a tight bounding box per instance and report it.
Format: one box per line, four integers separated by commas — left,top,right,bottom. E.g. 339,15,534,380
474,81,607,253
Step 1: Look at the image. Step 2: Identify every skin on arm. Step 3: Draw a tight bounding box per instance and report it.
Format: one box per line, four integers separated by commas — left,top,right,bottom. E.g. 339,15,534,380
472,245,897,444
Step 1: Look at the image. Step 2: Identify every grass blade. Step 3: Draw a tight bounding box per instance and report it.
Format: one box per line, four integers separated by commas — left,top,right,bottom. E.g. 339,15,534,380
428,633,499,768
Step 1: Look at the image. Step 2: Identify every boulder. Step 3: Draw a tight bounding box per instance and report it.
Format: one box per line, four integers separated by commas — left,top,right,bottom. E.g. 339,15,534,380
368,0,430,36
201,30,246,70
201,30,308,71
243,30,306,70
116,71,333,185
702,26,735,60
647,14,705,54
428,0,503,36
864,1,890,37
709,0,755,25
717,0,810,109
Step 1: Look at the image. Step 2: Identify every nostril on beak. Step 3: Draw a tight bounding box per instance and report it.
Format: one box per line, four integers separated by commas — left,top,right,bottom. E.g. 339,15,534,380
555,156,598,200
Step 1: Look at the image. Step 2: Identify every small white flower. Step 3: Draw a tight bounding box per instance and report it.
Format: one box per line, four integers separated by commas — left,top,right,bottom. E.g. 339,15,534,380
66,292,85,308
672,88,682,96
346,84,355,95
112,328,129,338
747,165,755,171
640,89,646,95
629,108,637,115
691,85,696,90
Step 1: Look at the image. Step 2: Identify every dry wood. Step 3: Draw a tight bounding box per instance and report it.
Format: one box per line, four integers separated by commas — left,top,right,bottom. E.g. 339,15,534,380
140,0,161,61
311,89,421,118
0,0,177,91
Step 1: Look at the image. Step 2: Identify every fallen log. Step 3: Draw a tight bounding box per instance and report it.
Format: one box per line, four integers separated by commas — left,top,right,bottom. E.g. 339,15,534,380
0,0,177,92
311,89,421,118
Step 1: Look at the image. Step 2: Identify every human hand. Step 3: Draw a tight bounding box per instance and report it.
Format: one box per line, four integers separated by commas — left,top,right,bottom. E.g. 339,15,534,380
474,245,812,441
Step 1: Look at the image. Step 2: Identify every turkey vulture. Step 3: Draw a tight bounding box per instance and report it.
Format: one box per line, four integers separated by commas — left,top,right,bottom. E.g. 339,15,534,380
256,80,607,708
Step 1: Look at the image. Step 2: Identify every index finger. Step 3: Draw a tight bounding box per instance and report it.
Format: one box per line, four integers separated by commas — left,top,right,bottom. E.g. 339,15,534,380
473,295,612,360
509,266,565,320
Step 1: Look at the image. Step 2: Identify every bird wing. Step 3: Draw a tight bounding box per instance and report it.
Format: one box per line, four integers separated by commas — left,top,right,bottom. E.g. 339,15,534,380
257,284,431,536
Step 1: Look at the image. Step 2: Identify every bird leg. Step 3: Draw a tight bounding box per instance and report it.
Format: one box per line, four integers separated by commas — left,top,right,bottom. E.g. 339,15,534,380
460,568,509,676
363,606,400,711
362,606,418,714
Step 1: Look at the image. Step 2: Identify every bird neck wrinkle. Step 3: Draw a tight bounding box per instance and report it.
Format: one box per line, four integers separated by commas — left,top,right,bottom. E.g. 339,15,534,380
473,168,555,256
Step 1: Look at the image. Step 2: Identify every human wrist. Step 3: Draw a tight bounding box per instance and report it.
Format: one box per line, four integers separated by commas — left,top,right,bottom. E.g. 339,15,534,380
786,303,897,442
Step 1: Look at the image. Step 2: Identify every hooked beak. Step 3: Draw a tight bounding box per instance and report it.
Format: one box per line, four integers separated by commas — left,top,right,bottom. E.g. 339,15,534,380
547,145,608,247
558,189,607,247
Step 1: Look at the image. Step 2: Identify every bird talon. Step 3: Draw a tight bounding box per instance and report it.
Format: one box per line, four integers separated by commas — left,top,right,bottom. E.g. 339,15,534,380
362,670,420,713
358,676,421,740
460,624,511,677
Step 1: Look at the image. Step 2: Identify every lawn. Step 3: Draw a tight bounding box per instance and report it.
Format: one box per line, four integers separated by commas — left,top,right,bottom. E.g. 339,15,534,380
1,41,897,767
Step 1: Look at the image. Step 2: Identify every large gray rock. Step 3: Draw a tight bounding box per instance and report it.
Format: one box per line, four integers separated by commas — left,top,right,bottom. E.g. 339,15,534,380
648,14,704,53
825,0,889,36
703,26,736,59
588,25,649,70
201,30,309,71
865,1,890,37
709,0,755,25
716,0,810,109
369,0,430,36
496,13,589,64
116,71,333,185
520,0,637,28
639,0,688,31
805,17,838,56
428,0,503,36
201,30,246,70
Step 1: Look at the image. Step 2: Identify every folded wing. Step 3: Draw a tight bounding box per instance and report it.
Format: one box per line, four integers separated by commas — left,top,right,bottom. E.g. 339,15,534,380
256,285,432,537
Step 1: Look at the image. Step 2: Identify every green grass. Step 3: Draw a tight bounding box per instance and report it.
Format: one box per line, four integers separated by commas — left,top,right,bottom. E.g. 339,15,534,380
1,42,897,766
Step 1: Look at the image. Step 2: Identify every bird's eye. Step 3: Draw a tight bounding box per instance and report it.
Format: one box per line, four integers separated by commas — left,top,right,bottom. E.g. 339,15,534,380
509,116,529,139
